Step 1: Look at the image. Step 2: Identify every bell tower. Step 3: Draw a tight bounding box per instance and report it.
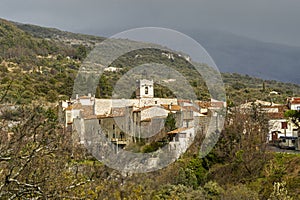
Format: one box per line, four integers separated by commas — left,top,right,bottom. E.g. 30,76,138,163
136,79,154,98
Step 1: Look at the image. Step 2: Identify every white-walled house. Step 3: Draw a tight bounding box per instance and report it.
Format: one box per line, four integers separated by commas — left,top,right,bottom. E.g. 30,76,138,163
268,119,298,141
168,127,195,155
65,104,81,126
288,97,300,111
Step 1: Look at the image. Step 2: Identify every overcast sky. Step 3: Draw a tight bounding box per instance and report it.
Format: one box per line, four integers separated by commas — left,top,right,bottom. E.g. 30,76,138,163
1,0,300,47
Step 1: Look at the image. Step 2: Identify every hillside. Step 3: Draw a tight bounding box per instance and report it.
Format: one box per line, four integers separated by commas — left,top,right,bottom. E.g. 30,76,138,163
13,21,105,47
0,18,299,105
0,18,78,60
8,19,300,85
0,18,50,58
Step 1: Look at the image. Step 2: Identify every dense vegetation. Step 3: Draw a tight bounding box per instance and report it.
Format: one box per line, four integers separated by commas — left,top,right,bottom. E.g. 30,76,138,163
0,18,300,199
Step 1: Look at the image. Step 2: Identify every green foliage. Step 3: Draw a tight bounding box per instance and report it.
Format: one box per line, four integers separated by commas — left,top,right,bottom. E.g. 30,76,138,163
187,157,208,185
223,73,300,104
74,45,87,60
46,89,58,102
176,168,198,189
142,141,166,153
203,181,224,199
222,184,259,200
153,184,206,200
232,81,246,90
165,113,176,132
98,75,113,98
284,110,300,128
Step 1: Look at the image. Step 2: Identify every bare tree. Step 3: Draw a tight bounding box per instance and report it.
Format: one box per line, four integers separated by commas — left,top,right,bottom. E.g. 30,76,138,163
214,104,270,182
0,106,95,199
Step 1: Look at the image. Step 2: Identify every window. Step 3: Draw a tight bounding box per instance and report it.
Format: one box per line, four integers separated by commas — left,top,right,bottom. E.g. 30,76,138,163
282,139,286,143
281,122,287,129
120,132,124,140
292,139,296,144
175,135,179,141
145,86,149,94
297,106,300,111
155,101,157,104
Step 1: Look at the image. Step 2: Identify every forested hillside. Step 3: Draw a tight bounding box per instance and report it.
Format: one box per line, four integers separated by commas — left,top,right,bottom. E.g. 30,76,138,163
1,18,300,105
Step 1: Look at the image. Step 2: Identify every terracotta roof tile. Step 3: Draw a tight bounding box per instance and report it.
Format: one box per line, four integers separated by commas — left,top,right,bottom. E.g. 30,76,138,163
196,101,211,108
182,106,200,112
167,127,191,134
161,104,181,111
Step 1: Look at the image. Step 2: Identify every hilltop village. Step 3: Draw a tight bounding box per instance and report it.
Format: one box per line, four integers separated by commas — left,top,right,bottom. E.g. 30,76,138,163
59,79,225,153
59,79,300,152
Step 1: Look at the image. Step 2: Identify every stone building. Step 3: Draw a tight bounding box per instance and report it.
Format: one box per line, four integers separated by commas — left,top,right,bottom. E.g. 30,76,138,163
60,79,216,150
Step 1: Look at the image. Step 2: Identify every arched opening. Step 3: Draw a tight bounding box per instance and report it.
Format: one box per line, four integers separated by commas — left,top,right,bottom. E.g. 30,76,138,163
145,86,149,94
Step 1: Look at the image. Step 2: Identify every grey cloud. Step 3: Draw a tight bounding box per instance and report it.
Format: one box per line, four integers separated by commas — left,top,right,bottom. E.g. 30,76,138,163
0,0,300,46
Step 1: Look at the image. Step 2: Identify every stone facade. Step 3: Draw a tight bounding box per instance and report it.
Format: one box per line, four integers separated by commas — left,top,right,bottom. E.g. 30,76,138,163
61,79,220,150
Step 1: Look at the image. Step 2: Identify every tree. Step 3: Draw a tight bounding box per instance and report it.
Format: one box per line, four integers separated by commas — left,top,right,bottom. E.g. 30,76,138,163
165,113,176,132
74,45,87,60
0,106,93,199
284,110,300,129
213,104,270,182
95,86,101,98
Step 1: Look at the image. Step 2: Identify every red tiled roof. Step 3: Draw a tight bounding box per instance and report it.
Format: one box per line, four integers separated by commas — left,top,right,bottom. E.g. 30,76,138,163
211,102,224,108
161,104,181,111
65,103,83,111
79,96,92,99
65,106,73,111
182,106,200,112
167,127,190,135
73,103,83,109
291,100,300,104
84,115,97,119
288,97,300,104
111,107,126,117
267,112,285,119
178,99,192,103
81,106,94,117
196,101,211,108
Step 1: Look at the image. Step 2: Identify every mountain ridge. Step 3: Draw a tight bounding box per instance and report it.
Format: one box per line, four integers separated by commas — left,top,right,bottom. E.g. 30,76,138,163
189,29,300,84
15,20,300,84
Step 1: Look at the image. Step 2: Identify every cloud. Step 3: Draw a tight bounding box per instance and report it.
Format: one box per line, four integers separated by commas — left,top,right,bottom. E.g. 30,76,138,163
0,0,300,46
